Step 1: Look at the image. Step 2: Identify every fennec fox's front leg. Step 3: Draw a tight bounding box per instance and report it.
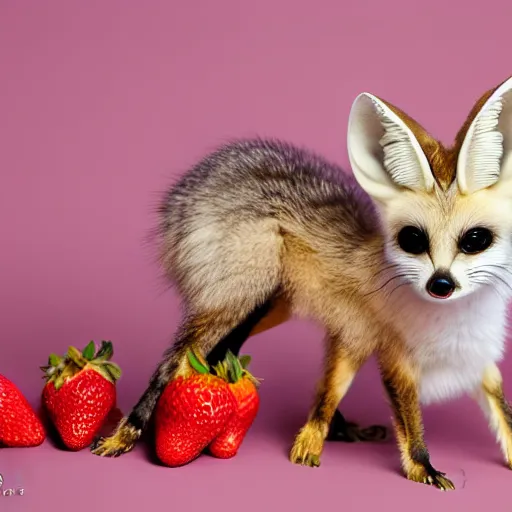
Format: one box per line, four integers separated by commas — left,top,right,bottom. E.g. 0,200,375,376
379,354,454,491
475,363,512,468
91,309,251,457
290,335,363,467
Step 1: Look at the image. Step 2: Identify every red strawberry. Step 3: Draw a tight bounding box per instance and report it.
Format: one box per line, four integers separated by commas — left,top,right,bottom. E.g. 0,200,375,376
41,340,121,450
0,374,46,447
154,350,237,467
208,351,260,458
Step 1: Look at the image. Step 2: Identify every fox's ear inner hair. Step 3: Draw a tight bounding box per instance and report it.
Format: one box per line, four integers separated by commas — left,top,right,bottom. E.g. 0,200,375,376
457,76,512,195
347,92,435,201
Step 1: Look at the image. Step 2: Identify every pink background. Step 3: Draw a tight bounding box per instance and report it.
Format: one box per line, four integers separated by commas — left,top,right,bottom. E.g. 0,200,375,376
1,1,512,510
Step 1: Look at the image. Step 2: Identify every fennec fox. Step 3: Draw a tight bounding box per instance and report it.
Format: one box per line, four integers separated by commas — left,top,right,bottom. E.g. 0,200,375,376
93,76,512,490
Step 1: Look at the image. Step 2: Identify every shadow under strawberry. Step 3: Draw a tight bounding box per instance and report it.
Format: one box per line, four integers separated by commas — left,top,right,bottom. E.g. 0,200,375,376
36,402,66,450
141,415,165,466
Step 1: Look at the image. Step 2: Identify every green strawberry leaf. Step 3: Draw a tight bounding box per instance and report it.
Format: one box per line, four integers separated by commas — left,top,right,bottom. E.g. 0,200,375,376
48,353,61,367
67,346,86,368
102,362,122,381
95,340,113,361
224,351,233,382
53,376,65,390
187,350,209,374
82,341,96,360
222,361,234,383
239,355,251,369
226,351,242,382
212,362,223,380
226,362,236,383
53,363,79,390
195,349,210,369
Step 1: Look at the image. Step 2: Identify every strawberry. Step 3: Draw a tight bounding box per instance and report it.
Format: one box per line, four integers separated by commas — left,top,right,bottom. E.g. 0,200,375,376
154,350,237,467
0,374,46,447
208,351,260,459
41,340,121,451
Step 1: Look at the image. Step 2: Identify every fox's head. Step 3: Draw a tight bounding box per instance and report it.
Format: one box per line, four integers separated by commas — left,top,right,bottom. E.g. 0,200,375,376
347,77,512,302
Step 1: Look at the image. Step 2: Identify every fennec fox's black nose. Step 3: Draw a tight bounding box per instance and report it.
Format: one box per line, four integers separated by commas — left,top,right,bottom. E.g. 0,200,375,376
427,271,455,299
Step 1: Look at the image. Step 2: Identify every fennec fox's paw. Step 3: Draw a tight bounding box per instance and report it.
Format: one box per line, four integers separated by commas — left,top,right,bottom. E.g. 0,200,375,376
289,421,326,467
91,418,141,457
406,462,455,491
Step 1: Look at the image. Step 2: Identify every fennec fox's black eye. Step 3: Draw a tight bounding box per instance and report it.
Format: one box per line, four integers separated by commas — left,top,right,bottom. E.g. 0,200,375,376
397,226,429,255
459,227,493,254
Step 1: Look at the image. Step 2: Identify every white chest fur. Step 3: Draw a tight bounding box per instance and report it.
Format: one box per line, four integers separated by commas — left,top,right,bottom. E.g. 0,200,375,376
387,287,510,404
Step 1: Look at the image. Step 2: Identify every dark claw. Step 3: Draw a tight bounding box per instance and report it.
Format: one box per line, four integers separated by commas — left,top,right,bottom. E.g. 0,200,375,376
90,436,102,451
424,472,455,491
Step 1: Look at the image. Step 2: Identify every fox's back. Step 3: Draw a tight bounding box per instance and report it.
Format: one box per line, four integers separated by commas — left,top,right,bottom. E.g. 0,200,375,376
157,139,379,293
160,139,375,230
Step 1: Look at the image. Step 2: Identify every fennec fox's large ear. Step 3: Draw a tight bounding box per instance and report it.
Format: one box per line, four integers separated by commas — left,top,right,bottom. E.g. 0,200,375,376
347,93,435,201
457,76,512,195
